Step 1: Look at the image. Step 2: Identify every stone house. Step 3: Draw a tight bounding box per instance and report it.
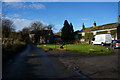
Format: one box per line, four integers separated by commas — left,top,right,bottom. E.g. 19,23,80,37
53,32,62,43
29,30,54,44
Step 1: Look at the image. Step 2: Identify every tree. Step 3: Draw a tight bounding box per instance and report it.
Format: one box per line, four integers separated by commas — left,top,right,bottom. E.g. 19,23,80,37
84,32,94,44
30,21,44,31
21,27,30,43
29,21,54,43
46,24,54,30
61,20,74,42
70,23,74,40
96,31,108,35
110,30,117,40
29,21,44,43
2,18,15,38
70,23,74,33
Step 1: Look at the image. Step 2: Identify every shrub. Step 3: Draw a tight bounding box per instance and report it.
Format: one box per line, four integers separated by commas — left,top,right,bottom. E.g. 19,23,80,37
96,31,108,35
2,43,26,63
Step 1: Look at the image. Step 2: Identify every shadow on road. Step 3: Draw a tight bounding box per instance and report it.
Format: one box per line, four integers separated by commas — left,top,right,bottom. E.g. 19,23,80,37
2,44,91,79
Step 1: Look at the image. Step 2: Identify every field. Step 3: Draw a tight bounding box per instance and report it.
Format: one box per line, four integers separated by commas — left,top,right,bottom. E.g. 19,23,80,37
37,44,113,54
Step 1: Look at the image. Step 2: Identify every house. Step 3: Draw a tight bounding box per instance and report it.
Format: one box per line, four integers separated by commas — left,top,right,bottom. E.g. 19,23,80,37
117,24,120,40
29,30,54,44
78,22,118,42
53,31,82,43
73,30,82,40
53,32,62,43
117,15,120,40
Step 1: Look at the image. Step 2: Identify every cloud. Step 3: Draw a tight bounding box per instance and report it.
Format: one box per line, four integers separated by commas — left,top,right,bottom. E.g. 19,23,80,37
29,3,45,9
2,0,59,2
2,17,49,31
1,17,30,31
0,13,2,17
55,24,62,27
2,0,119,2
0,12,1,17
2,0,22,2
4,2,45,10
4,2,26,8
53,24,62,32
12,18,32,31
4,13,21,18
81,18,90,21
31,0,59,2
13,14,20,17
3,18,49,31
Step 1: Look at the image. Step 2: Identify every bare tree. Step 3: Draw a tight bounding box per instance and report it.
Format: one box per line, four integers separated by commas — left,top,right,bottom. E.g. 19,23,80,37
29,21,54,43
22,27,30,34
46,24,54,30
2,18,15,38
20,27,30,42
30,21,44,31
30,21,54,31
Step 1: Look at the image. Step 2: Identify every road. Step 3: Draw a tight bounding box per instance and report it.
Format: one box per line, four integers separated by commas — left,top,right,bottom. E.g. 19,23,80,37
113,49,120,54
2,44,90,79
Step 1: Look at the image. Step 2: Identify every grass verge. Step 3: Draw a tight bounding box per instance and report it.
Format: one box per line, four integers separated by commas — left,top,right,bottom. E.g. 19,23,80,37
2,42,27,63
37,44,113,54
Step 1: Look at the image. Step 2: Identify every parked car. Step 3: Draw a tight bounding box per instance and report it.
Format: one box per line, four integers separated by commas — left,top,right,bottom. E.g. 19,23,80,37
92,34,112,46
111,40,120,49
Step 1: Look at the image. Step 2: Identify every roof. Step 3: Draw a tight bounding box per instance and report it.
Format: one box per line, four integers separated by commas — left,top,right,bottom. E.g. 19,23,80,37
54,32,61,36
84,22,118,32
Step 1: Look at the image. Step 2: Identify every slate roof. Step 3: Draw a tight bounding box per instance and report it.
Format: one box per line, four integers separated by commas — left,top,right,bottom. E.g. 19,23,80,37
84,22,118,32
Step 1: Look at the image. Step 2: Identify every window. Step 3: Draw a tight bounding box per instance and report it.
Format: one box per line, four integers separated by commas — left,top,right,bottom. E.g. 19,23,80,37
116,41,120,43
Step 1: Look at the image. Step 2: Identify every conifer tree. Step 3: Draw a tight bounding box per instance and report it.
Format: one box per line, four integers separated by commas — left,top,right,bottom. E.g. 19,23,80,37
70,23,74,40
61,20,74,42
70,23,74,33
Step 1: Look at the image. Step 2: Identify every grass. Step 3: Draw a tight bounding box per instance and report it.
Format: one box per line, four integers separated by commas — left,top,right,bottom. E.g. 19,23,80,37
37,44,113,54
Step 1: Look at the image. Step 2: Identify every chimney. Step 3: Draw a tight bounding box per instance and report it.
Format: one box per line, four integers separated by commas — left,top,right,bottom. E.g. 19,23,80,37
82,23,85,29
93,21,96,27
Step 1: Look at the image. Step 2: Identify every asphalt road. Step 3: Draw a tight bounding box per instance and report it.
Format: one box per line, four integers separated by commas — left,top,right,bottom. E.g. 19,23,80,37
113,49,120,54
2,44,90,79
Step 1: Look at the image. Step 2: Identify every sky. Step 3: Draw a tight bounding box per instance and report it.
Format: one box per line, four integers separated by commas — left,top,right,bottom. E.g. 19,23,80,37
1,0,120,2
2,2,118,33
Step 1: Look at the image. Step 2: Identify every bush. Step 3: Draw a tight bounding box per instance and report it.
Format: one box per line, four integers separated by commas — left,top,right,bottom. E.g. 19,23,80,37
110,30,117,40
96,31,108,35
2,43,26,63
82,32,94,44
72,40,81,44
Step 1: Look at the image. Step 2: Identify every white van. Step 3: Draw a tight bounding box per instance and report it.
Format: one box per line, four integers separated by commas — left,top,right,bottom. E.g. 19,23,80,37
92,34,112,46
